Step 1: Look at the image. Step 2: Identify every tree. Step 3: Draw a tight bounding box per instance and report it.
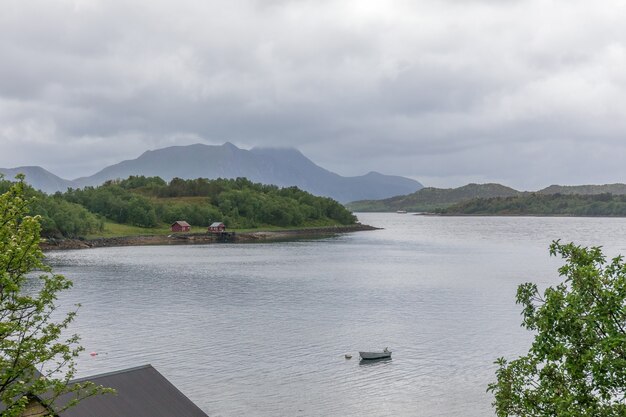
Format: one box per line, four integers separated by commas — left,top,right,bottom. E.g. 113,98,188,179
0,176,109,416
488,241,626,416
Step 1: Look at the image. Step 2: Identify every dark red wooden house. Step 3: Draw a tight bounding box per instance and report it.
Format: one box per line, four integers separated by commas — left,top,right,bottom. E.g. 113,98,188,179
208,222,225,233
170,221,191,232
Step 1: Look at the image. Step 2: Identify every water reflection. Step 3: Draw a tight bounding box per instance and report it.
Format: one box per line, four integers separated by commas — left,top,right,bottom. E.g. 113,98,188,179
359,357,393,366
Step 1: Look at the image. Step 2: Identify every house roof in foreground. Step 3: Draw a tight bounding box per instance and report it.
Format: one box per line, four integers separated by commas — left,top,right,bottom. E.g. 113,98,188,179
56,364,208,417
209,222,224,227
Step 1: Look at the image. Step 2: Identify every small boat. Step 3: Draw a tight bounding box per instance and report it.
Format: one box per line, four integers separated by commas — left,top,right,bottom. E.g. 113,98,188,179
396,210,407,214
359,347,392,360
345,354,352,359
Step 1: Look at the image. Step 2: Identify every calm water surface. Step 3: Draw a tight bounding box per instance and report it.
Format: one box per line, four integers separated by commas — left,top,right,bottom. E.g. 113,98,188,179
44,214,626,416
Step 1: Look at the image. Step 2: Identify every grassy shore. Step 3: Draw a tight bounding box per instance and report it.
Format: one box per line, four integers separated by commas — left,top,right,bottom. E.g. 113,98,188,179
87,219,351,239
43,221,379,251
85,222,173,238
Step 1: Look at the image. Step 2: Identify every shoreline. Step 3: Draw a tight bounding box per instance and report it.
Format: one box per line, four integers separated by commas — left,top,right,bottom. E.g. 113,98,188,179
413,212,626,218
356,211,626,218
40,223,380,251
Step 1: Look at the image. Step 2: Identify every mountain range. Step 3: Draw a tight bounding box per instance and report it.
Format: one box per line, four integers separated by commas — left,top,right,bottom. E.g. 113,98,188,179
0,143,423,203
346,183,626,212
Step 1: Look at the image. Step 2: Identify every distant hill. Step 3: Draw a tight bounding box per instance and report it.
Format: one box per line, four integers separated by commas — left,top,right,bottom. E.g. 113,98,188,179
248,147,421,202
0,166,77,194
347,183,522,212
441,193,626,217
0,174,359,238
0,143,423,203
538,184,626,195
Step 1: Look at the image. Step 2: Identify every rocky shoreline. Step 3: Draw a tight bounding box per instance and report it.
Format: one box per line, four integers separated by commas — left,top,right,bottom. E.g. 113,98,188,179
40,223,380,251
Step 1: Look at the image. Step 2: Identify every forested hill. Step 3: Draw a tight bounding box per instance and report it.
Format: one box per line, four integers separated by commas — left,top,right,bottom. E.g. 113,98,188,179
346,182,626,213
537,183,626,195
346,183,521,212
0,175,357,238
440,193,626,217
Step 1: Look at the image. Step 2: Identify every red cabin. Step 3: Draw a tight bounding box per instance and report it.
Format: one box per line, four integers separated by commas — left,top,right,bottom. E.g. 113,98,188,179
208,222,225,233
171,221,191,232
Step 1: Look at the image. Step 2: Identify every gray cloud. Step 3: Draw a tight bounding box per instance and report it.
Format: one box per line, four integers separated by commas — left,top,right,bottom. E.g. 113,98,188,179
1,0,626,189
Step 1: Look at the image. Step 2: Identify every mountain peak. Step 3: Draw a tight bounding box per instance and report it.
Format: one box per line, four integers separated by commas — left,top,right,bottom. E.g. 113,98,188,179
222,142,239,150
251,146,302,155
0,166,78,194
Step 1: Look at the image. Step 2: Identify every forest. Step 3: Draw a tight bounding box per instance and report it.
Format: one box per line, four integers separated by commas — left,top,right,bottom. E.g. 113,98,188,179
0,175,357,238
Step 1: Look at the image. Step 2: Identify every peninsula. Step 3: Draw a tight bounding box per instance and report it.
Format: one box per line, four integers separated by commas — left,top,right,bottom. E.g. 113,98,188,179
41,223,379,251
1,174,377,251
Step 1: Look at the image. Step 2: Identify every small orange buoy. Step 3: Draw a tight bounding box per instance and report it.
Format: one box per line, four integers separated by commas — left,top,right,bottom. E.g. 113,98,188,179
90,352,98,357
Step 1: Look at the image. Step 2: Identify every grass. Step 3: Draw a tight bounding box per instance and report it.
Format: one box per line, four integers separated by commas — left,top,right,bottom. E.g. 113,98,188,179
85,222,172,239
84,219,350,238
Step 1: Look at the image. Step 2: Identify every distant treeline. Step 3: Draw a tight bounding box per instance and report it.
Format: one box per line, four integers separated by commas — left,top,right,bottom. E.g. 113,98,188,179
0,177,103,238
439,193,626,216
347,182,626,214
0,175,357,238
347,183,521,212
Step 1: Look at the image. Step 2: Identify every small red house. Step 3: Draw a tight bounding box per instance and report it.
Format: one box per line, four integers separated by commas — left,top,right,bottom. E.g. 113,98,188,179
170,221,191,232
208,222,225,233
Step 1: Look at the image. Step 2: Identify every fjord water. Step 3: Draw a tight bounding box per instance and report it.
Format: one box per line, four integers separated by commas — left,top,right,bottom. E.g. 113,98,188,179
45,214,626,416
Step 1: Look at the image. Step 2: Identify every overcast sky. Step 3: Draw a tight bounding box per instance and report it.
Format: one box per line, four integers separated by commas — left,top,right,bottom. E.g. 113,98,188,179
1,0,625,189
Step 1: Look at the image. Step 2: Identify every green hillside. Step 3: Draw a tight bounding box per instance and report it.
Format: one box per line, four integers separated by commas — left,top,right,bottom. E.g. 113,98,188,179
346,183,521,212
537,183,626,195
440,193,626,216
0,175,357,238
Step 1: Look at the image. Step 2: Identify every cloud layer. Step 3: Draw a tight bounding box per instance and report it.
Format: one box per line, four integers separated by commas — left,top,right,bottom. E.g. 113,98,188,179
1,0,625,189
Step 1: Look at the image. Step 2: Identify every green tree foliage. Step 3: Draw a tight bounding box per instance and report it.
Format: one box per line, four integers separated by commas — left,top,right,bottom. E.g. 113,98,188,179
2,174,357,235
488,241,626,416
0,176,110,416
0,177,102,238
63,183,157,228
117,175,166,192
32,196,103,238
159,202,222,228
61,176,357,230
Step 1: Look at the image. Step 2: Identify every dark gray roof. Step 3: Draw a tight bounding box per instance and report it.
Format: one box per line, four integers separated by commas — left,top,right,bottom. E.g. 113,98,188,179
56,364,208,417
